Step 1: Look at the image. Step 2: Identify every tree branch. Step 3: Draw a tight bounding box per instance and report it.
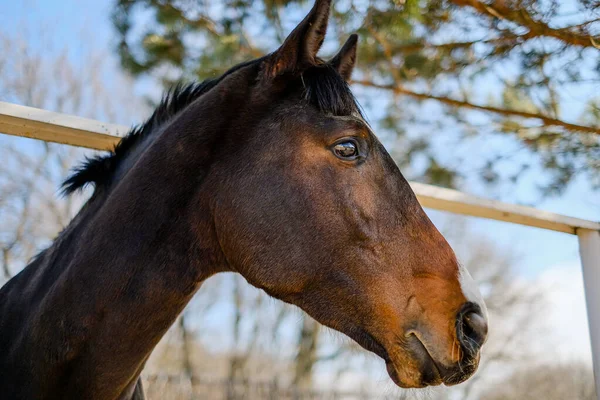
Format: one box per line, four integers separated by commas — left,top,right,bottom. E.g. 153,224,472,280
391,34,527,54
450,0,600,49
352,80,600,135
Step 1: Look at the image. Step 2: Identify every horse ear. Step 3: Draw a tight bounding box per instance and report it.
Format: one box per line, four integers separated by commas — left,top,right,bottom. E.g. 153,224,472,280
263,0,331,78
330,34,358,81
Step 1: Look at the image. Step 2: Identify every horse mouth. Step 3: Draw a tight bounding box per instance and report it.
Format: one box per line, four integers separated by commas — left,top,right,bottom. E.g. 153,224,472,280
349,328,442,388
400,333,478,387
404,333,443,386
349,328,477,388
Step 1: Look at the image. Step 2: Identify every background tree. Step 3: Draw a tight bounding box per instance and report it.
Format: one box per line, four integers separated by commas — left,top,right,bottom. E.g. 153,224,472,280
480,361,596,400
113,0,600,196
0,27,140,284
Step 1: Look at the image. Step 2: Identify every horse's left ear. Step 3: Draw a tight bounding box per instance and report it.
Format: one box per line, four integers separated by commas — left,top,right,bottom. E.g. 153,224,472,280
263,0,332,78
330,34,358,81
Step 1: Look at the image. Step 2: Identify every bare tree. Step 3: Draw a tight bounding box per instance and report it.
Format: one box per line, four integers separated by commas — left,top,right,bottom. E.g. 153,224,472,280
293,315,320,389
0,24,142,284
480,361,595,400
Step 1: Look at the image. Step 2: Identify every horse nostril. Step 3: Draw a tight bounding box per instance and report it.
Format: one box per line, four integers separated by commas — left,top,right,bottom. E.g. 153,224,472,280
457,303,488,355
464,311,487,345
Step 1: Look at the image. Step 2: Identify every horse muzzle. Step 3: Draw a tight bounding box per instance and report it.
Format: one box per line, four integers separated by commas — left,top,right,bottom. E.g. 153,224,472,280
385,301,488,388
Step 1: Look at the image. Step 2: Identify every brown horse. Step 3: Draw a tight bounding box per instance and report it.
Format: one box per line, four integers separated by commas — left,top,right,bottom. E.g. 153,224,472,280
0,1,487,398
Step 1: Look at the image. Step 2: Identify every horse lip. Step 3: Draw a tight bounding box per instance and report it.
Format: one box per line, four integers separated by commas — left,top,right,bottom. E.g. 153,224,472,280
355,329,444,388
409,333,477,386
409,333,443,386
379,334,443,388
352,328,461,388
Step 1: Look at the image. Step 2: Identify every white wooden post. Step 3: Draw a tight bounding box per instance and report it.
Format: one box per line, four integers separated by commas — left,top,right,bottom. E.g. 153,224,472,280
578,228,600,399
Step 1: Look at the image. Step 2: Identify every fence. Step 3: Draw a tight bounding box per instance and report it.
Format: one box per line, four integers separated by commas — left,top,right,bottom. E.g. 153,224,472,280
1,101,599,399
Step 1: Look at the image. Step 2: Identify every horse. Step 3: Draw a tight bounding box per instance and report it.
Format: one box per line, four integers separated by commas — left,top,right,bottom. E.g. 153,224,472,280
0,1,488,398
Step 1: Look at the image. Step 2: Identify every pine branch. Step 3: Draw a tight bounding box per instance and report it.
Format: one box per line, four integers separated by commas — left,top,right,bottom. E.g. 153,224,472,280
391,35,527,54
451,0,600,49
352,80,600,135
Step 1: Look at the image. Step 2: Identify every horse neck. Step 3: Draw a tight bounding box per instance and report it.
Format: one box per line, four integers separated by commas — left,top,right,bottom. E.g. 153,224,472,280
8,95,234,398
79,110,228,320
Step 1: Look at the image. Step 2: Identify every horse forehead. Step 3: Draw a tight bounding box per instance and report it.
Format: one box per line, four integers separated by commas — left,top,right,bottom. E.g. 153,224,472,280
298,112,371,137
330,114,370,131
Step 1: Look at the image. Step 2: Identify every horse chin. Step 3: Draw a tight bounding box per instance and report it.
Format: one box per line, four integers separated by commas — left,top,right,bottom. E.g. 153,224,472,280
405,334,444,387
341,325,477,388
385,334,480,388
384,338,443,389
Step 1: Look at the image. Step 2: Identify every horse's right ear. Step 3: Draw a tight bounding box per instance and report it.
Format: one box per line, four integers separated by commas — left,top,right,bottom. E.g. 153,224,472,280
330,34,358,81
262,0,332,79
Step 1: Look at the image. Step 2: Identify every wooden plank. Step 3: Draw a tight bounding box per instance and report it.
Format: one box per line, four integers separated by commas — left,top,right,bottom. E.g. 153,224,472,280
411,182,600,234
0,101,128,151
1,101,599,234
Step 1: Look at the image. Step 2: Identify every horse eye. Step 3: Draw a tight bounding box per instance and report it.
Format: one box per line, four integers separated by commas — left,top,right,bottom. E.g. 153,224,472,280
333,141,359,159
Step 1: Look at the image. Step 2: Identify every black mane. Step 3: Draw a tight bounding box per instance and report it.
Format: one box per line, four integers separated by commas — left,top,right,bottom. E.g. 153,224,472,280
62,58,363,196
60,80,221,196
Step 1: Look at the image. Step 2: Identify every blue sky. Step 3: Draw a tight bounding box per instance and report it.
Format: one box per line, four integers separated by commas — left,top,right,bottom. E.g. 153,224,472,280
2,0,114,51
1,0,598,367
